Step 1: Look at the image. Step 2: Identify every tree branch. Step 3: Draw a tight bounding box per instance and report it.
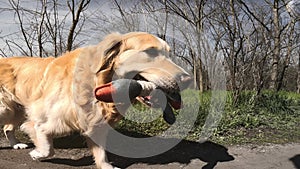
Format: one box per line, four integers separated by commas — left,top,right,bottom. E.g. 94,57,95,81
9,0,33,56
237,0,271,32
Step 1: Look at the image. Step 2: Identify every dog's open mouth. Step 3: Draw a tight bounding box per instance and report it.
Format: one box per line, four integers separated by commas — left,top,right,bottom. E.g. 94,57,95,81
133,74,181,105
94,76,182,124
137,92,181,110
133,74,182,124
136,88,181,125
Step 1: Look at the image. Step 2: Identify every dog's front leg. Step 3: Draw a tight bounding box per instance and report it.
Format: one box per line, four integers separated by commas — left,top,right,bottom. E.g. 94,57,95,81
85,125,118,169
28,123,54,160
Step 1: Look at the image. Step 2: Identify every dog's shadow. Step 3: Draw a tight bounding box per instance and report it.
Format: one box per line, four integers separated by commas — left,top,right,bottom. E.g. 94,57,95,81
108,139,234,169
44,132,234,169
290,154,300,169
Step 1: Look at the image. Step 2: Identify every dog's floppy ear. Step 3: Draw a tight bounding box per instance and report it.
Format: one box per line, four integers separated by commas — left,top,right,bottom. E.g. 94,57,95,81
72,33,124,115
91,33,123,74
73,34,122,125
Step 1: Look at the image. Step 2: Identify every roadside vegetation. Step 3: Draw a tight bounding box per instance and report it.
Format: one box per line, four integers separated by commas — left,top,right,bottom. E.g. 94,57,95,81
7,89,299,147
117,89,300,145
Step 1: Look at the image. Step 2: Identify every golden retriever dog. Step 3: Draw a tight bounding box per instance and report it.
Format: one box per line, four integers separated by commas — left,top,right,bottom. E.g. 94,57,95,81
0,32,191,169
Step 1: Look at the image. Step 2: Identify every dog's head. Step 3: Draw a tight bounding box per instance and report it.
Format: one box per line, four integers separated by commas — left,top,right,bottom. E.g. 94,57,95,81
75,32,192,124
102,32,190,102
96,32,191,91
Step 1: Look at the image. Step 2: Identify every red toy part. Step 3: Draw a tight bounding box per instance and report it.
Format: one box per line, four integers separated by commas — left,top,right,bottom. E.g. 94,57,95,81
94,79,142,103
94,82,115,102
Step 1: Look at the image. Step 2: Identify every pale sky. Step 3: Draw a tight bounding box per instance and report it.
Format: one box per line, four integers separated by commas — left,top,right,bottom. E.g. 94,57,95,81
0,0,118,56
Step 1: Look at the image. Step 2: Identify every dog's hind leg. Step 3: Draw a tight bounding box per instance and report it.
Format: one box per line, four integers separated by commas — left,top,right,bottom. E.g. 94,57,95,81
3,124,28,149
0,86,28,149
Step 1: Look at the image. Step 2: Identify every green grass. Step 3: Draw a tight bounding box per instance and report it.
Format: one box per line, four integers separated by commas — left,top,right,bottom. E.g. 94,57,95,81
4,89,299,147
117,89,300,145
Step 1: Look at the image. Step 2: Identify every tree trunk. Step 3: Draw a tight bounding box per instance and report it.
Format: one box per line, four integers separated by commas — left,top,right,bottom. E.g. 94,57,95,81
196,0,205,92
66,0,89,51
270,0,280,90
198,59,204,92
297,51,300,93
38,0,47,57
277,21,295,91
193,57,197,89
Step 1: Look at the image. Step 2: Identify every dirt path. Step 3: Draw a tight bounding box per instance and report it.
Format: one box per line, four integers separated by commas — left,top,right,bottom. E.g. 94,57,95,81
0,134,299,169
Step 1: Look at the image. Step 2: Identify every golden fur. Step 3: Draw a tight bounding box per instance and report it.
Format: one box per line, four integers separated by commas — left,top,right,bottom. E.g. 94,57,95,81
0,32,191,169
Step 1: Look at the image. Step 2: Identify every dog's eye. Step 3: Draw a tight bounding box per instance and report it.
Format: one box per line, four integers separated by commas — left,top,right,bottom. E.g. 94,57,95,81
143,48,160,57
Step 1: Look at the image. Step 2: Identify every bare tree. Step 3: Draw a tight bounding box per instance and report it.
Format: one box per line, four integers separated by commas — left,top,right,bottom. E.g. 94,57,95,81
206,0,247,102
89,0,300,94
8,0,34,56
38,0,47,57
268,0,280,90
277,20,297,91
287,0,300,93
44,0,61,57
112,0,137,32
1,0,300,93
158,0,208,91
66,0,91,51
238,0,294,91
0,0,92,57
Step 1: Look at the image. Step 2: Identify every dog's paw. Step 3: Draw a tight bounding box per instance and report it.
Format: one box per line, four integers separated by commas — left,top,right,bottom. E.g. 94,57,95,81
13,143,28,149
99,163,119,169
29,149,51,161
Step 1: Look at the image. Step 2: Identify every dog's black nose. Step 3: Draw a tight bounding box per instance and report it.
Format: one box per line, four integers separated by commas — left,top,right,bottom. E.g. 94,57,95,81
178,74,193,89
